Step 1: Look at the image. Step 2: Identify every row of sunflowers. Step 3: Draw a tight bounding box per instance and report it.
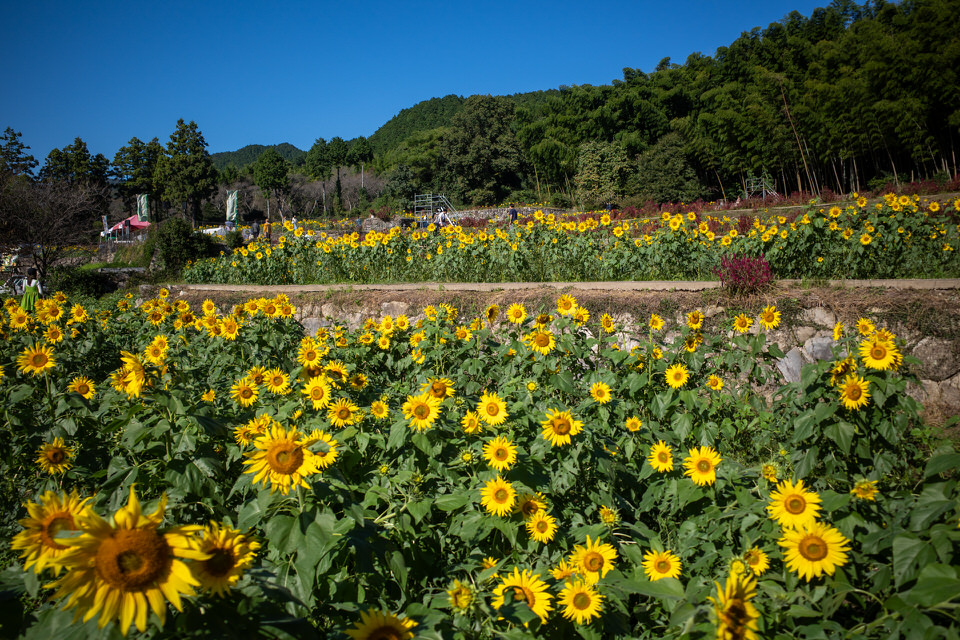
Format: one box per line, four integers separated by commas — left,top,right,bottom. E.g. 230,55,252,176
182,194,960,285
1,290,959,639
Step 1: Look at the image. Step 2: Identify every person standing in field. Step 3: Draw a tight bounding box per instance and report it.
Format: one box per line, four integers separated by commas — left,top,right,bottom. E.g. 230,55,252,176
21,267,42,311
508,204,518,224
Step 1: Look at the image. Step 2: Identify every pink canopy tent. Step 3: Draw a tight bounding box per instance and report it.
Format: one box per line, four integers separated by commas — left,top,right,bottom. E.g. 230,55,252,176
108,215,151,233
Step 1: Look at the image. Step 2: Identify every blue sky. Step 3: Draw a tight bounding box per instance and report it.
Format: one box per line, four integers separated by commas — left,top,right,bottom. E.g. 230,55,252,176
1,0,829,163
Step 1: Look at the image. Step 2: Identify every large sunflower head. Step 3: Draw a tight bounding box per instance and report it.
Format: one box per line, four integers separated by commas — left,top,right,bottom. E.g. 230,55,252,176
838,375,870,411
664,363,689,389
477,390,508,426
859,337,899,371
11,489,91,573
528,329,556,355
707,572,759,640
230,377,259,408
648,441,674,473
767,479,822,529
480,476,516,517
67,376,96,400
491,567,554,623
642,548,682,581
36,437,74,474
556,294,577,316
683,446,722,486
559,579,604,625
589,381,612,404
402,392,442,432
243,425,321,495
193,522,260,597
47,486,207,635
302,375,332,410
327,397,360,428
345,607,417,640
572,535,618,583
421,377,455,399
483,436,518,472
778,521,850,581
17,343,56,376
525,509,558,543
541,409,583,447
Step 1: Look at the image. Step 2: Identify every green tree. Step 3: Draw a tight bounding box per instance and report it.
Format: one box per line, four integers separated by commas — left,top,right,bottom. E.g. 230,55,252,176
347,136,373,170
635,132,707,203
0,127,38,176
444,95,526,205
327,137,349,210
252,148,290,220
39,137,109,187
306,138,332,216
112,136,164,212
153,119,219,226
573,141,629,208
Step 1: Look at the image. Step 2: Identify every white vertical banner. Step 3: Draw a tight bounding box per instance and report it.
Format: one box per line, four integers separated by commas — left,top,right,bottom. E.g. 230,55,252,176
136,194,149,222
102,215,109,233
226,190,238,222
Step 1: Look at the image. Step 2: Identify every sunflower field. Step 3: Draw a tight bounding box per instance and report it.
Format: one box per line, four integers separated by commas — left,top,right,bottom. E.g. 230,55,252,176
182,194,960,285
1,290,959,639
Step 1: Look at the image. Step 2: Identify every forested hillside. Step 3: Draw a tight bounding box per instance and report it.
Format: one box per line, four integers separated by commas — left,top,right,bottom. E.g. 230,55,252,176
210,143,306,171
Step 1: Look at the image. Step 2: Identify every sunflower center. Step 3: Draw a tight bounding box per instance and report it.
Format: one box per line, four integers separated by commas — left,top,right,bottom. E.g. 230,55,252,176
430,382,446,397
494,489,509,503
413,404,430,420
536,520,549,532
658,452,670,463
366,626,403,640
311,387,326,401
485,404,500,417
267,443,304,475
40,514,74,550
336,407,352,421
30,354,48,367
584,552,604,572
573,592,592,610
204,548,236,577
785,495,806,514
96,528,171,590
76,383,90,395
512,586,536,607
655,559,671,573
240,387,254,399
871,345,887,360
846,385,862,401
553,418,571,435
534,333,550,347
696,459,712,473
46,449,66,464
799,535,829,561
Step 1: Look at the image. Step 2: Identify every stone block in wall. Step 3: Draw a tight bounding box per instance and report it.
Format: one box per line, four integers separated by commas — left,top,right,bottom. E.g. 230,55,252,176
777,348,804,383
301,317,324,336
795,326,817,345
803,336,836,362
799,307,837,327
382,301,411,317
912,337,960,382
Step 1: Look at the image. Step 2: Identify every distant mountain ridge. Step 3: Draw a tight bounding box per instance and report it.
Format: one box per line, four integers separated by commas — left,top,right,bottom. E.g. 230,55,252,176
210,142,306,170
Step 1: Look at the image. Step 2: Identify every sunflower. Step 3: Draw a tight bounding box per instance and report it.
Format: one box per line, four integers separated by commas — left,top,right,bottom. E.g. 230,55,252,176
325,360,349,386
528,329,556,355
743,547,770,575
477,390,508,426
201,389,216,403
855,317,875,336
624,416,642,432
515,493,548,519
264,368,291,395
483,436,518,472
833,322,844,341
491,567,554,623
506,303,527,325
421,377,455,399
402,391,442,432
599,313,615,333
758,305,780,329
643,549,682,581
648,441,674,472
573,305,590,325
768,479,822,529
302,375,333,410
707,374,723,391
687,310,705,329
859,336,899,371
556,294,577,316
649,314,664,331
850,479,879,501
44,324,64,344
664,363,689,389
525,510,558,543
550,558,577,581
345,608,417,640
17,343,56,376
541,408,583,447
119,351,147,398
370,400,389,420
571,535,618,583
683,446,722,486
838,374,870,411
761,464,778,482
327,398,360,428
301,429,339,469
461,410,482,434
733,314,753,333
243,425,321,494
68,376,96,400
708,572,759,640
347,372,368,390
480,476,516,516
447,580,474,611
589,381,612,404
11,489,91,573
230,377,259,407
193,522,260,597
48,486,207,635
559,579,604,625
779,521,851,581
485,304,500,324
36,437,74,474
297,342,323,369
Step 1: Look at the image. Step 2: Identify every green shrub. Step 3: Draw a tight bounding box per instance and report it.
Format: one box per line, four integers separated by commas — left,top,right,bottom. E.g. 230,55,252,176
155,217,217,275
